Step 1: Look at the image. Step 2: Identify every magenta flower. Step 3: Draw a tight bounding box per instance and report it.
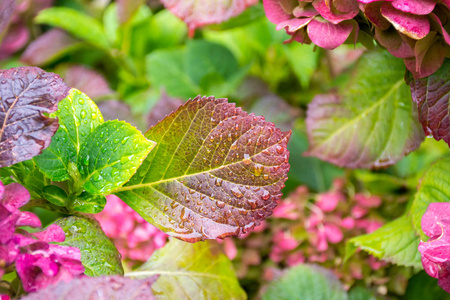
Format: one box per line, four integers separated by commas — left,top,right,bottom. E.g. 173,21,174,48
0,181,84,293
418,202,450,293
263,0,359,49
95,195,168,265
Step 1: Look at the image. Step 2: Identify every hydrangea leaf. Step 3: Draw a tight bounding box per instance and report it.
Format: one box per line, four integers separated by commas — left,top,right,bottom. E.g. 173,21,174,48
410,58,450,146
160,0,258,35
35,7,110,50
127,238,246,299
54,216,124,276
305,50,424,168
410,157,450,237
0,67,70,168
78,121,155,195
21,276,157,300
42,185,68,207
263,264,347,300
69,192,106,214
0,0,15,41
6,160,49,199
115,96,291,242
345,214,422,268
34,89,104,182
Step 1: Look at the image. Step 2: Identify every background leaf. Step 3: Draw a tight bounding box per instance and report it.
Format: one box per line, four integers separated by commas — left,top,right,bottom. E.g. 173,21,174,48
0,67,70,168
34,89,104,182
116,96,291,242
21,276,157,300
35,7,110,50
346,215,422,268
55,216,124,276
263,264,348,300
410,157,450,236
0,0,15,41
305,50,425,168
410,58,450,146
128,238,246,300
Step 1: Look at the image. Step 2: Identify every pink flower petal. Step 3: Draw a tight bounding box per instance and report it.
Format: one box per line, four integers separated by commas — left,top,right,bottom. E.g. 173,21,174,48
324,223,343,243
276,17,314,32
404,41,446,79
354,194,382,208
375,27,415,58
429,13,450,46
313,0,359,24
307,18,354,49
351,205,368,219
316,191,344,212
32,224,66,243
17,211,42,228
421,203,450,238
381,2,430,40
362,1,391,30
1,183,30,211
391,0,436,15
223,238,237,260
263,0,295,24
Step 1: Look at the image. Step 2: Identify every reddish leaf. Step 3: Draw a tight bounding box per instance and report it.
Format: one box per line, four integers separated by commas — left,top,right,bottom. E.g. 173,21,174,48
116,96,291,242
0,0,15,40
21,275,157,300
147,92,184,128
410,59,450,145
161,0,258,36
21,29,81,66
0,67,70,168
117,0,145,24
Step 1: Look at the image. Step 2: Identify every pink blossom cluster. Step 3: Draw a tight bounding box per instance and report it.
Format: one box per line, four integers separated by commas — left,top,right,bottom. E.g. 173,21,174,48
419,202,450,293
95,195,168,266
0,181,84,298
263,0,450,78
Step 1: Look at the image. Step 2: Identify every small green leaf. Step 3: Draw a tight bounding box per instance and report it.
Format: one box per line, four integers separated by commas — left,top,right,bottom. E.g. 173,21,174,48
54,216,124,276
69,192,106,214
6,160,48,199
402,271,450,300
346,215,422,268
42,185,68,207
263,264,347,300
127,238,246,300
35,89,104,182
410,157,450,237
35,7,110,50
78,120,155,195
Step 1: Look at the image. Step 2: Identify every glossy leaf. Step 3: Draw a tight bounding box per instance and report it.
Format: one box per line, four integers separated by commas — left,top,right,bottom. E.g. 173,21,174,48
346,215,422,268
21,276,157,300
78,121,155,195
263,264,347,300
116,96,291,242
69,192,106,214
403,271,450,300
0,67,70,168
410,157,450,237
55,216,124,276
160,0,258,35
6,160,49,199
20,29,82,66
35,7,110,50
34,89,104,182
305,50,424,168
42,185,68,207
127,238,246,300
410,58,450,146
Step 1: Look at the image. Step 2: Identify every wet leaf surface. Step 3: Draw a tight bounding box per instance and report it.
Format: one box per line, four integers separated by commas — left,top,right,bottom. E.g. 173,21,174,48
116,96,291,242
0,67,70,168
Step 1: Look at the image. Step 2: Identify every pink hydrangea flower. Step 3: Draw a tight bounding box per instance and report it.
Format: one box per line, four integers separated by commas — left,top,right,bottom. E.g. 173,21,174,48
316,191,344,212
95,195,168,264
0,181,84,293
418,202,450,293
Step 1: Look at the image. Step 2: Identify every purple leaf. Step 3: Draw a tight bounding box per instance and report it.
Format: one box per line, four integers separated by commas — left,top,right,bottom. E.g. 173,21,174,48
116,96,291,242
97,100,136,127
0,23,29,60
21,275,158,300
0,67,70,168
147,92,184,128
0,0,15,40
161,0,258,36
410,59,450,145
21,29,81,66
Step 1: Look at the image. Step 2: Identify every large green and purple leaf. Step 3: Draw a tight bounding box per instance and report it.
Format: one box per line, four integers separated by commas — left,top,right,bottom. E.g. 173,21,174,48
0,67,70,168
116,96,291,242
305,50,424,169
263,264,347,300
410,58,450,146
127,238,246,299
22,276,157,300
54,216,124,276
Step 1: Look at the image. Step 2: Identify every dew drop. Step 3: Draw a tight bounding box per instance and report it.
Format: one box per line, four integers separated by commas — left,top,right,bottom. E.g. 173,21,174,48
83,155,90,166
164,206,169,212
120,156,129,164
216,200,225,208
243,154,251,165
230,142,237,151
215,178,223,187
171,201,179,209
80,110,87,119
254,166,263,177
261,190,270,200
78,98,84,104
276,145,284,154
231,187,244,199
113,138,120,144
263,174,269,180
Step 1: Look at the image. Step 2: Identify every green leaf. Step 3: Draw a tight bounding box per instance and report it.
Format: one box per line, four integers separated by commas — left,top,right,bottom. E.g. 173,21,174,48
348,286,377,300
54,216,124,276
263,264,347,300
305,50,425,168
69,192,106,214
42,185,68,207
78,120,155,195
34,89,104,182
35,7,110,50
346,215,422,268
283,43,319,89
402,271,450,300
115,96,291,242
410,157,450,237
6,160,49,199
127,238,246,300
